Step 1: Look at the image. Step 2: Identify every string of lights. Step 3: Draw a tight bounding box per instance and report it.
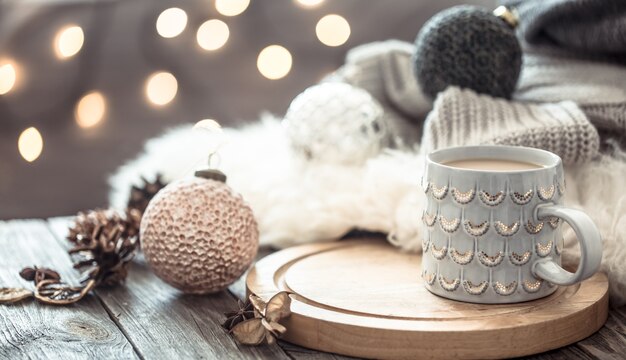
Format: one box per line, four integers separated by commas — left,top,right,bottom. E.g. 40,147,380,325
0,0,351,164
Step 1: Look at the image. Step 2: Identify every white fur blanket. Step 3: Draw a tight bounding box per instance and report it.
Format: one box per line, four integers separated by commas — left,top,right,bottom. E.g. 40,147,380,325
109,116,626,306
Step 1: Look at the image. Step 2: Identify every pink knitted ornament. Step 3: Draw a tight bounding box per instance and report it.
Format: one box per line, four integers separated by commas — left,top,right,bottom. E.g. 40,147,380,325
140,171,258,294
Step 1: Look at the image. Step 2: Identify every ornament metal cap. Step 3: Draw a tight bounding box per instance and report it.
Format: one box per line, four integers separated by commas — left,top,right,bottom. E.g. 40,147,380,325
493,6,518,28
195,169,227,183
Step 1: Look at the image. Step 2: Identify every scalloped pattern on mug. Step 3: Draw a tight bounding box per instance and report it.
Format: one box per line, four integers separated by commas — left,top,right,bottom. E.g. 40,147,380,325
493,280,517,296
522,279,543,293
525,220,544,235
422,212,436,227
431,184,448,200
451,188,475,205
422,270,436,285
509,251,532,266
536,240,553,257
494,221,520,236
439,215,460,233
462,280,489,295
479,190,505,206
422,238,430,253
423,180,431,194
478,250,504,267
463,220,489,237
538,185,555,200
547,217,561,229
431,244,448,260
449,248,474,265
438,275,460,291
511,189,533,205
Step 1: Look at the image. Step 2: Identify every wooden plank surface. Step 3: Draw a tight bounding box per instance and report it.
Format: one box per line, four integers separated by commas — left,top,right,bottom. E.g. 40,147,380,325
2,217,625,359
0,220,138,360
558,307,626,360
47,217,290,360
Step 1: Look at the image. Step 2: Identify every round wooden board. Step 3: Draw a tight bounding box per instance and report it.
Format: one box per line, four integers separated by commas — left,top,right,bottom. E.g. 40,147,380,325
246,238,609,360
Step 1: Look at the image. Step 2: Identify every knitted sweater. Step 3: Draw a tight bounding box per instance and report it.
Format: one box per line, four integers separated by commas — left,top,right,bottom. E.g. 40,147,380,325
329,39,624,160
421,87,600,164
501,0,626,58
515,50,626,133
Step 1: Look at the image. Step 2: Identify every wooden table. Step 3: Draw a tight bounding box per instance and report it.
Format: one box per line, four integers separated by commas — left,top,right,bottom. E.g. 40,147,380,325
1,218,626,359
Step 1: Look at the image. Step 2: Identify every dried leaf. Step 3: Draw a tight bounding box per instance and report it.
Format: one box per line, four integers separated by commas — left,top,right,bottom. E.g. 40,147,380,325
222,300,255,331
227,292,291,346
34,268,61,284
249,294,266,314
265,331,276,345
0,288,33,304
262,319,287,336
231,318,266,345
34,279,95,305
265,292,291,322
19,267,60,285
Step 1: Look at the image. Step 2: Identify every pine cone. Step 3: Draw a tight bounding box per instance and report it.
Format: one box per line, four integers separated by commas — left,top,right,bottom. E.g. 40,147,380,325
127,174,167,216
125,208,142,240
68,209,138,286
68,209,138,246
68,210,106,246
4,175,162,306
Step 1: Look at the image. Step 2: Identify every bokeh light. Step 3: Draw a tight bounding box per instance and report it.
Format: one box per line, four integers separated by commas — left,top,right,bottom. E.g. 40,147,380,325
257,45,292,80
316,14,350,47
145,72,178,106
18,127,43,162
194,119,222,133
296,0,325,7
54,25,84,59
0,62,17,95
215,0,250,16
197,19,230,51
156,8,188,38
76,91,106,128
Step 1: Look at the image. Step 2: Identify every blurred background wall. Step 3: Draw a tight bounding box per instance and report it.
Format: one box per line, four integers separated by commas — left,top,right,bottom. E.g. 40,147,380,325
0,0,493,219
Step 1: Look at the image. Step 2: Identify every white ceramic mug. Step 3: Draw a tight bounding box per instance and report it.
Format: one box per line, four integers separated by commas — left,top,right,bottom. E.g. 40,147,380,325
421,145,602,303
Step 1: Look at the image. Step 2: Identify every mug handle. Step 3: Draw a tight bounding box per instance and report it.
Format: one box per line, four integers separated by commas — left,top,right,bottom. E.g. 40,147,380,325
532,203,603,286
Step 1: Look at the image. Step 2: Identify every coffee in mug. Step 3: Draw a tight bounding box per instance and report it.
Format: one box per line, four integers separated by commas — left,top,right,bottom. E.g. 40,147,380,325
443,158,543,171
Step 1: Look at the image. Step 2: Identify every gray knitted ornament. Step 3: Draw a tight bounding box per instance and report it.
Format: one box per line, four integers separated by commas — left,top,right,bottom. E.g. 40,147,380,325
413,5,522,100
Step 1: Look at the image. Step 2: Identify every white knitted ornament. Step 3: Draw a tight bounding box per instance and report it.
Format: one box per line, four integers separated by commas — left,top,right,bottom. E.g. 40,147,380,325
284,83,389,165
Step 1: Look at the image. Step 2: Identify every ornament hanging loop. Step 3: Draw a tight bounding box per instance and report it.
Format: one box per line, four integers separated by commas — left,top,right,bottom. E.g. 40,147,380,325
207,152,222,169
195,152,226,182
193,120,227,182
493,6,518,28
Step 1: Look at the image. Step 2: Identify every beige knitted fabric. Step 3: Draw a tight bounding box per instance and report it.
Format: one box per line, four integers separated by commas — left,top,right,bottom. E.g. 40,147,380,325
422,87,600,164
329,40,431,119
326,40,431,148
